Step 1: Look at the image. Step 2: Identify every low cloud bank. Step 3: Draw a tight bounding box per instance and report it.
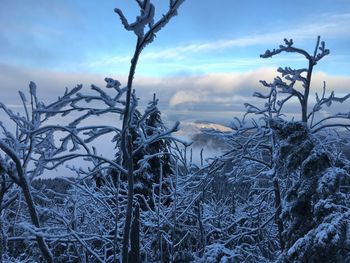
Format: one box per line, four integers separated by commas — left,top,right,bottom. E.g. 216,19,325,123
1,63,349,125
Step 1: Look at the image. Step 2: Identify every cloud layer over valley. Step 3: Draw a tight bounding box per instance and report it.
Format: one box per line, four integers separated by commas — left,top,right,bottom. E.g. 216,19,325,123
1,63,349,127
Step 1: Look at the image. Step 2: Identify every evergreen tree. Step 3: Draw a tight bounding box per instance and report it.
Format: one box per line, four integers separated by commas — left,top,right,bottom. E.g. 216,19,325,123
109,94,174,210
271,119,350,262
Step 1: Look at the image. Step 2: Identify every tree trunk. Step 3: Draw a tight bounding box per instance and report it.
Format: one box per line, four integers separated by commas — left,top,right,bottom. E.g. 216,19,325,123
121,135,135,263
273,179,284,250
128,203,140,263
0,141,53,263
21,180,54,263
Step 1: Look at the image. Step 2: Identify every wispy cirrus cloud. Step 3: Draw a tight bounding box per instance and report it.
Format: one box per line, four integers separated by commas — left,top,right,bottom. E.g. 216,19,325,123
82,12,350,75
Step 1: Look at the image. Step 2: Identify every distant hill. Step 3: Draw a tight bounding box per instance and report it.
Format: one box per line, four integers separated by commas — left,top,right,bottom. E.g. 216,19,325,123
175,121,231,150
176,121,350,160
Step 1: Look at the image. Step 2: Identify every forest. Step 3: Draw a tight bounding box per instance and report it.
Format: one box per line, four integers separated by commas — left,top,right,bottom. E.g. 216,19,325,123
1,1,350,262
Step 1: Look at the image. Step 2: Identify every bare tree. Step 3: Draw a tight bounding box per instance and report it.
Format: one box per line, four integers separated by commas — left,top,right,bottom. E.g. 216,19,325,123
259,36,329,123
253,36,350,131
0,75,184,262
114,1,185,262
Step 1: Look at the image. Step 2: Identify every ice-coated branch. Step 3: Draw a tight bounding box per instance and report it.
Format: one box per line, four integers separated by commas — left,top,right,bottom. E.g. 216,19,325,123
38,78,126,125
308,81,350,131
0,141,21,185
0,141,54,262
115,0,185,50
260,36,329,65
140,0,185,48
43,153,127,174
115,0,155,38
277,67,308,86
114,3,186,262
132,121,179,155
257,37,332,123
260,38,311,60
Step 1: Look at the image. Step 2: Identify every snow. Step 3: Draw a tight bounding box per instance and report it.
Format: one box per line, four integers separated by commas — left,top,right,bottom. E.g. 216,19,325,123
1,4,350,262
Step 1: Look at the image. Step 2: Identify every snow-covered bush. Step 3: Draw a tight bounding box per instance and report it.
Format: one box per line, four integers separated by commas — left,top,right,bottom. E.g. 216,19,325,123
271,119,350,262
1,0,349,260
200,37,350,262
0,1,186,262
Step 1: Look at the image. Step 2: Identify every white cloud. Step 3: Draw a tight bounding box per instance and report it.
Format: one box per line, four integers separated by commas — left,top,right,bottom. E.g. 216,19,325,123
1,64,349,125
167,69,350,107
292,13,350,39
168,68,276,106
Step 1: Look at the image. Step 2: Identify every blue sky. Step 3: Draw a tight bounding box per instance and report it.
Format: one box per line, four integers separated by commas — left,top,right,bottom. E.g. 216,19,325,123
1,0,350,125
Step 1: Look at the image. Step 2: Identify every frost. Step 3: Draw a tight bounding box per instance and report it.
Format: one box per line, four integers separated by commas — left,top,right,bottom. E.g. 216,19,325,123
317,167,347,197
199,244,236,263
0,4,349,263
